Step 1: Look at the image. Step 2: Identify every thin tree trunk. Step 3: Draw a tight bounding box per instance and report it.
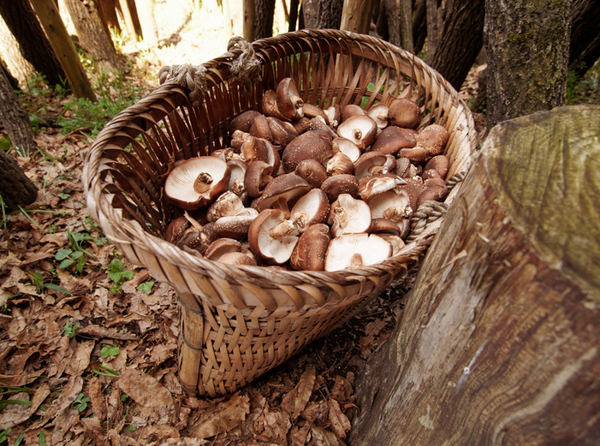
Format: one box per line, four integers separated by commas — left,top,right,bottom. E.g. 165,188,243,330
63,0,119,72
569,0,600,79
429,0,485,90
0,69,37,210
412,0,427,54
134,0,158,47
288,0,300,31
29,0,97,101
117,0,142,40
0,16,35,87
485,0,571,128
243,0,256,41
0,0,67,88
425,0,443,60
340,0,377,34
255,0,276,39
399,0,413,52
302,0,344,30
95,0,121,35
351,105,600,445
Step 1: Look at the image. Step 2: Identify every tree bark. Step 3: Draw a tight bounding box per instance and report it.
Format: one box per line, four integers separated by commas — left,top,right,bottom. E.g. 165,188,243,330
0,0,67,88
29,0,97,101
134,0,158,47
0,65,36,154
255,0,276,39
340,0,377,34
425,0,443,60
63,0,119,72
0,69,38,210
412,0,427,55
398,0,413,52
288,0,300,31
243,0,256,41
0,15,35,87
569,0,600,79
485,0,571,128
302,0,343,30
117,0,142,41
429,0,485,90
351,105,600,445
95,0,121,34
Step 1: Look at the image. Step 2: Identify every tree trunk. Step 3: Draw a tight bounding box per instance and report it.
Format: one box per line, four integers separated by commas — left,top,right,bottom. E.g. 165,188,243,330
302,0,343,30
0,65,36,154
351,105,600,445
412,0,427,55
63,0,119,72
134,0,158,47
340,0,377,34
569,0,600,79
288,0,300,31
425,0,443,60
29,0,97,101
243,0,256,41
485,0,571,128
95,0,121,35
0,15,35,87
0,69,38,210
0,0,67,88
429,0,485,91
398,0,413,52
117,0,142,40
255,0,276,39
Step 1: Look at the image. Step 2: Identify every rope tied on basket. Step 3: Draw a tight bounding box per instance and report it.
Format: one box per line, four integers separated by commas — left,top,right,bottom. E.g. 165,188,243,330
158,37,262,106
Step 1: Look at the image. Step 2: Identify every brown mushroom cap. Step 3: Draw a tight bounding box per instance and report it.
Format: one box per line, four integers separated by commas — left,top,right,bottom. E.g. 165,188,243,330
240,136,269,164
371,126,417,155
244,160,274,198
276,78,304,121
205,238,243,260
289,188,330,232
326,152,355,176
248,209,299,264
320,174,360,203
401,124,449,163
324,105,341,128
302,103,329,123
261,89,286,120
340,104,366,122
267,116,299,148
295,159,329,188
388,98,421,129
212,213,258,239
328,194,372,237
290,223,331,271
230,110,262,133
369,218,410,240
252,173,312,215
423,154,449,180
417,177,448,207
227,160,248,196
164,156,231,210
324,233,392,271
337,115,378,150
218,251,258,266
165,216,190,244
281,130,334,173
249,113,273,142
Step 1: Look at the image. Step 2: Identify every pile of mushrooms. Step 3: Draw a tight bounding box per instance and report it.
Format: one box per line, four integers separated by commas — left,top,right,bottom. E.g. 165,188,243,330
163,78,450,272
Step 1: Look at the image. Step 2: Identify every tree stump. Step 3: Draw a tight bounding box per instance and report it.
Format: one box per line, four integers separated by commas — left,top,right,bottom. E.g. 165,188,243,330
351,105,600,445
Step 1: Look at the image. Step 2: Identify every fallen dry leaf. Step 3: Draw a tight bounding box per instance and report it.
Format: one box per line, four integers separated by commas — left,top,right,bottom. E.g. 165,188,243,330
190,392,250,439
29,374,83,430
65,340,95,375
0,391,31,429
254,403,292,444
281,365,316,421
327,399,352,440
117,367,176,425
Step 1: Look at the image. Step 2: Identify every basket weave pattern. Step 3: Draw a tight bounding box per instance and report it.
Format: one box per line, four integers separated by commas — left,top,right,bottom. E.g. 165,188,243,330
84,29,477,397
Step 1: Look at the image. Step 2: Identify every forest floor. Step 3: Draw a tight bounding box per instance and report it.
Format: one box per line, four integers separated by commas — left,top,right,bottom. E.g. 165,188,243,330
1,1,598,444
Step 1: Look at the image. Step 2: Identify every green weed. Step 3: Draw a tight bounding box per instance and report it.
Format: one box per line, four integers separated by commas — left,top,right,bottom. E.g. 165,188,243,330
108,258,134,292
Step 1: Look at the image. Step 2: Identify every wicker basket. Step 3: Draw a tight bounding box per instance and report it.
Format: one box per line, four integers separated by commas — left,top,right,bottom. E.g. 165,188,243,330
83,29,477,397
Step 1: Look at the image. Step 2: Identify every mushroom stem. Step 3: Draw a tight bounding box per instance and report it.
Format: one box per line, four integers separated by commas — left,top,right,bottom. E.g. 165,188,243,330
272,196,291,219
193,172,213,193
382,206,412,222
293,211,310,231
349,253,364,268
354,129,363,140
231,179,245,195
269,219,298,240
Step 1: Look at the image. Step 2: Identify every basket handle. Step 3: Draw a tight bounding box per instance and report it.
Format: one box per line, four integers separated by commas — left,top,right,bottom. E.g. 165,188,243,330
157,37,262,106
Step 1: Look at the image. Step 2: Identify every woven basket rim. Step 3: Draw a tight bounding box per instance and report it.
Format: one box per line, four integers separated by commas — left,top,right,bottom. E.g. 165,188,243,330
84,29,477,290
